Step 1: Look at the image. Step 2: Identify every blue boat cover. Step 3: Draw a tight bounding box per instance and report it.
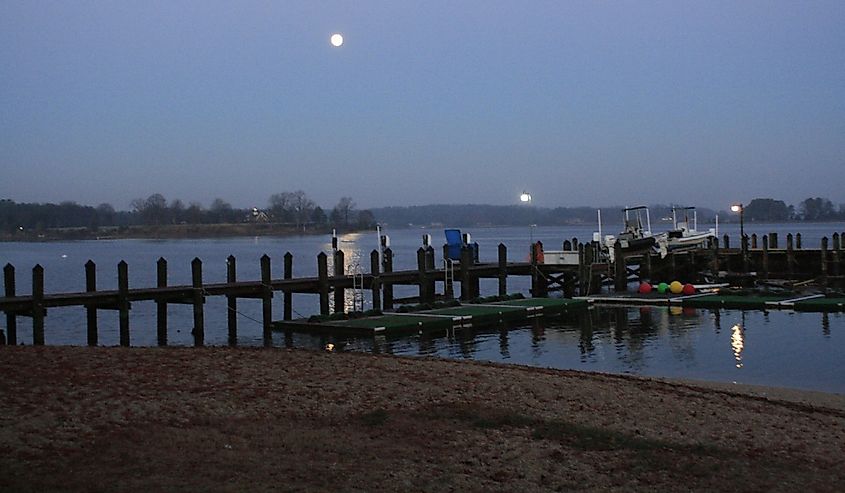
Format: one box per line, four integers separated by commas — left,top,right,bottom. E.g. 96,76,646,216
445,229,462,260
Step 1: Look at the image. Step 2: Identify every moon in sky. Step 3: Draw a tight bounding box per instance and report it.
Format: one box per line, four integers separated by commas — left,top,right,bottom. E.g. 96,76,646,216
330,33,344,47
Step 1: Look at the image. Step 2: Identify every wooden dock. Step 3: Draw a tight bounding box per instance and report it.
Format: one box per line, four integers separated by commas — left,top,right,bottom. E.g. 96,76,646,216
2,230,843,346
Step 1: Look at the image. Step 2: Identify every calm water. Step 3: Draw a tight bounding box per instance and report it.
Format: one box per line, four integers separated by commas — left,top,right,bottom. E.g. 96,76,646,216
1,223,844,394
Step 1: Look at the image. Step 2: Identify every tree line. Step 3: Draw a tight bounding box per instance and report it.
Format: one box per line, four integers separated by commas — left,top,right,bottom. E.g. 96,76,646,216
0,192,376,233
371,197,845,228
1,194,842,234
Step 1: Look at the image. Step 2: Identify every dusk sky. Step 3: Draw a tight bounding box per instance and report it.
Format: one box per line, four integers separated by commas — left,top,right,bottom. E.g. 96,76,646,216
2,1,844,211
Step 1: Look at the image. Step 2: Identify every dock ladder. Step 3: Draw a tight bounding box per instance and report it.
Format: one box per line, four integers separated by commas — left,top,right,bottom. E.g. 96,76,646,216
351,262,365,312
443,258,455,298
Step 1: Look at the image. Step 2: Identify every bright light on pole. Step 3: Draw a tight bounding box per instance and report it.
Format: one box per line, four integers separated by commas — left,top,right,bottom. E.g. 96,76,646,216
520,191,532,204
731,203,745,249
520,191,534,243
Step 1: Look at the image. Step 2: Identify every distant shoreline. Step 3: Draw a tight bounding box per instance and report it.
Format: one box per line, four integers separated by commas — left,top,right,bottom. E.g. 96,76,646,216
0,223,339,242
3,219,843,243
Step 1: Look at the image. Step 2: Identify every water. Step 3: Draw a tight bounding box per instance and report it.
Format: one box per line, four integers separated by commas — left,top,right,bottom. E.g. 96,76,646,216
1,223,844,393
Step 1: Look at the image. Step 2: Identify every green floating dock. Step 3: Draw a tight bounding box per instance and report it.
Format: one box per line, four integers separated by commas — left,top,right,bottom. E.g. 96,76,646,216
578,293,845,311
273,298,588,336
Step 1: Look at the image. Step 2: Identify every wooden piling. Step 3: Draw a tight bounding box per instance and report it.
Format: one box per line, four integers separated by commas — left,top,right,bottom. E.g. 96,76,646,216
723,234,730,249
425,246,436,302
498,243,507,296
118,261,130,347
640,252,651,282
796,233,802,249
333,250,345,314
3,264,16,345
614,241,626,292
751,234,757,250
382,248,393,310
317,252,330,315
370,250,381,311
283,252,293,321
712,236,720,272
761,235,769,279
260,254,272,346
226,255,237,345
85,260,98,346
32,264,45,345
770,233,778,249
741,235,749,272
157,257,168,346
577,244,586,296
820,237,828,286
190,258,204,346
460,246,473,301
417,248,429,304
786,234,795,278
832,235,841,277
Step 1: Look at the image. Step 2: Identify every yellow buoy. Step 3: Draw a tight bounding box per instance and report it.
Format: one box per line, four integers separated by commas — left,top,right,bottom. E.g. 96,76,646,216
669,281,684,294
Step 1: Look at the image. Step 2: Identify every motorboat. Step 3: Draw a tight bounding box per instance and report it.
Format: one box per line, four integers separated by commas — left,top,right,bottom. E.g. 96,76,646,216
665,206,716,250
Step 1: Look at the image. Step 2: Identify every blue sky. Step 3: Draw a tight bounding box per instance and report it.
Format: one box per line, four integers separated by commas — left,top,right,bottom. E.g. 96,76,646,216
2,1,844,210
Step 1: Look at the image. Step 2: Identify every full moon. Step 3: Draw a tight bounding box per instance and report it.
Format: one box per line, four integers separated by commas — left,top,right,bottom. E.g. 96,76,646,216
330,33,343,47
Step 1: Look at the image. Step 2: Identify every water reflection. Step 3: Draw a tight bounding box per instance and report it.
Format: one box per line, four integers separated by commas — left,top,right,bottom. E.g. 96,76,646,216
730,324,745,368
282,305,844,393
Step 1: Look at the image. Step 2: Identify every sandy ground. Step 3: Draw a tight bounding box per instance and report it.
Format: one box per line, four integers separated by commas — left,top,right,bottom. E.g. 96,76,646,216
1,346,844,492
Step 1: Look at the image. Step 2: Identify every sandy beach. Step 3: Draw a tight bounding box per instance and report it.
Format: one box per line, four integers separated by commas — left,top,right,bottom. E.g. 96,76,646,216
1,346,843,492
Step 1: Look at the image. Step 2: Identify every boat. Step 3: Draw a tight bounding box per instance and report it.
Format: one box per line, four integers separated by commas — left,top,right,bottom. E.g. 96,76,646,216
665,206,716,251
602,206,668,262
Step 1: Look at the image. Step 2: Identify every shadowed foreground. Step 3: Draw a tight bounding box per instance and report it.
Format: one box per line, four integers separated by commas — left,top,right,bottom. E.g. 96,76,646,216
1,346,844,492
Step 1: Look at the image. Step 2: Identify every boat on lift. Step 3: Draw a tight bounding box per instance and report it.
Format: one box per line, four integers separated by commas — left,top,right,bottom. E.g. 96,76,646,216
665,206,716,250
602,206,669,262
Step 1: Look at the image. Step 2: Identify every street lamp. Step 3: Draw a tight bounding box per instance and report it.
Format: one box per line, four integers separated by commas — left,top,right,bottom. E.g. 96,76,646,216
520,191,535,243
520,191,532,204
730,203,744,241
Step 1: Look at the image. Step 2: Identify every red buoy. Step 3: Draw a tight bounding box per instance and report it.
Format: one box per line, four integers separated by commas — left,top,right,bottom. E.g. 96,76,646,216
682,283,696,295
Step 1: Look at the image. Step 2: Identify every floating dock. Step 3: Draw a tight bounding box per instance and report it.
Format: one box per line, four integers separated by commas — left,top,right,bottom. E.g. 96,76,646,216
274,298,589,336
577,293,845,311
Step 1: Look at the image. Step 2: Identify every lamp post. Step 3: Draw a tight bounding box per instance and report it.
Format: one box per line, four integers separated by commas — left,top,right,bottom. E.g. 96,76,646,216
520,191,534,243
730,203,744,241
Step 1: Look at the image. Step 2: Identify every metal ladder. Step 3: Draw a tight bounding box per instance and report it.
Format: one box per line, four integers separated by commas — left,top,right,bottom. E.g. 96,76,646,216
443,258,455,298
350,262,365,312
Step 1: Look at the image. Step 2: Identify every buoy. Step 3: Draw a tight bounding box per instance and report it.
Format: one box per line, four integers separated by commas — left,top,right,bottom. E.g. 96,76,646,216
669,281,683,294
638,282,653,294
657,282,668,294
682,283,696,295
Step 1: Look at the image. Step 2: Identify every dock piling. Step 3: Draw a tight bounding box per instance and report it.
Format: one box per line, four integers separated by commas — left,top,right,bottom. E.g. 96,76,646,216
32,265,45,345
317,252,330,316
157,257,168,346
118,261,130,347
85,260,98,346
226,255,237,345
190,258,203,346
3,264,16,345
261,254,272,346
283,252,293,321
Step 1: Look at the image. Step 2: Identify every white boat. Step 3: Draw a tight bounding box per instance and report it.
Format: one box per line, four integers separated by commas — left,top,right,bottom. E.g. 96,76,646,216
602,206,669,262
665,206,716,250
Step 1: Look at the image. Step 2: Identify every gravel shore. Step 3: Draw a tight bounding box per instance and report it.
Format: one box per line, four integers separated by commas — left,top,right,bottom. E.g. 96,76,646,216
2,346,843,492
